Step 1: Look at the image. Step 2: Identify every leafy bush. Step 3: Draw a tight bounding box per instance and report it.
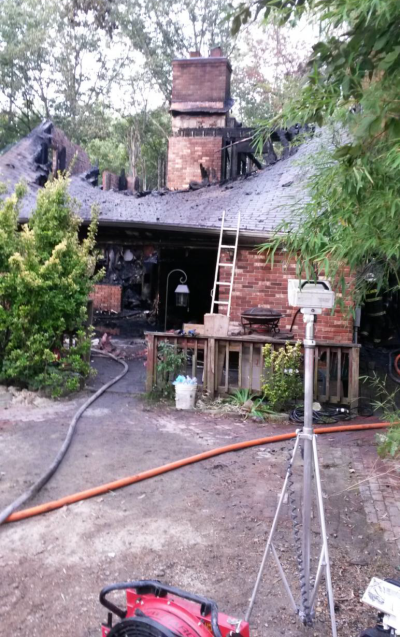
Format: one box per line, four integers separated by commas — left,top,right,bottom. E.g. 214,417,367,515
155,341,186,398
365,373,400,457
262,341,303,411
377,426,400,458
0,175,101,396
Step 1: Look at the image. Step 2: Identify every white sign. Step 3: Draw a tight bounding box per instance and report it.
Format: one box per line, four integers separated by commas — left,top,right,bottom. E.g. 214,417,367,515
288,280,335,310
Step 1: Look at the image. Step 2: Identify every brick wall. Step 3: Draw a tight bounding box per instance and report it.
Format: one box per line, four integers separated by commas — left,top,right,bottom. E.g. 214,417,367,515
90,284,122,313
52,127,92,175
102,171,137,192
167,137,223,190
171,113,226,133
171,58,231,108
219,248,354,342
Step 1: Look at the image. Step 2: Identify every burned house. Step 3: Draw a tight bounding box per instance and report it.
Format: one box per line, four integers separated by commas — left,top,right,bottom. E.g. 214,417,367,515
0,50,353,343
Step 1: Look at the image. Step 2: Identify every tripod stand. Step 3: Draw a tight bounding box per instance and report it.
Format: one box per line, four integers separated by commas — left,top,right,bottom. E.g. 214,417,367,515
245,311,337,636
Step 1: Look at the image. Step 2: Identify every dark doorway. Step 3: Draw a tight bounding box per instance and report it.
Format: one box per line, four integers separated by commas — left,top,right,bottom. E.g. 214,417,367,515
159,246,216,330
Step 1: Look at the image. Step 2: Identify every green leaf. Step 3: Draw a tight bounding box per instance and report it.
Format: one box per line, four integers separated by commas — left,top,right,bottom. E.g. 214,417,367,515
332,144,353,159
357,114,383,137
373,33,390,51
342,75,351,98
231,14,242,35
378,47,400,71
386,117,400,140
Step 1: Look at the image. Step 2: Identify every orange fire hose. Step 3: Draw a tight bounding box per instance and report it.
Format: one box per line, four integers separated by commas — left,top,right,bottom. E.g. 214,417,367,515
4,422,390,524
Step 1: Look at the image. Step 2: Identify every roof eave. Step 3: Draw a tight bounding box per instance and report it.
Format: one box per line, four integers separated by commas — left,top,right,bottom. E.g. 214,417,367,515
92,218,284,242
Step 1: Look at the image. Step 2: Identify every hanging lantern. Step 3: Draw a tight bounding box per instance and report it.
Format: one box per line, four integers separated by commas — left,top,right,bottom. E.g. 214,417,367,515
175,283,190,307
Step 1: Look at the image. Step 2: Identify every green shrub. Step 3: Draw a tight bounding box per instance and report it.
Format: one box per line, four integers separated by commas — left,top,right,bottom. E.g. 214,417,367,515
377,426,400,458
262,341,303,411
365,373,400,457
155,341,186,398
0,175,101,396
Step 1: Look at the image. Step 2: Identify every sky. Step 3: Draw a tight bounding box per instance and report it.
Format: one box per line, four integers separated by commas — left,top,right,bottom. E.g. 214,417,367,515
0,5,320,126
108,15,320,117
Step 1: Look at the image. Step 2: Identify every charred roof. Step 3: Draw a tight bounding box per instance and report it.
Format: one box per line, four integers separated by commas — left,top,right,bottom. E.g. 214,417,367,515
0,121,322,239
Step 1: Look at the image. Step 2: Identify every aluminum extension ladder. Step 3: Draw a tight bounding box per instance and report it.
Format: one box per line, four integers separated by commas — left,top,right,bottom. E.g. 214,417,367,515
210,210,240,316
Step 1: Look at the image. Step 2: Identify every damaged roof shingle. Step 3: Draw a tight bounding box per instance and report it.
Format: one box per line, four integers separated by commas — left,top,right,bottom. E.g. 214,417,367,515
67,134,317,236
0,122,321,238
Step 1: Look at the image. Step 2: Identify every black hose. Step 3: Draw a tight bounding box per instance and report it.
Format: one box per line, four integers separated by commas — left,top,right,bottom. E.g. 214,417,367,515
0,349,128,525
289,405,355,425
289,308,301,332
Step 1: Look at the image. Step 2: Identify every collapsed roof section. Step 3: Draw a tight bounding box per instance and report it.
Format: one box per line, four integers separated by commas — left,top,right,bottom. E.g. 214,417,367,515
65,129,319,239
0,120,92,209
0,119,320,239
0,121,52,206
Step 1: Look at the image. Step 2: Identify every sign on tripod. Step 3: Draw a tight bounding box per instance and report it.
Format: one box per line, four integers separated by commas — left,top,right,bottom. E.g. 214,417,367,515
288,279,335,313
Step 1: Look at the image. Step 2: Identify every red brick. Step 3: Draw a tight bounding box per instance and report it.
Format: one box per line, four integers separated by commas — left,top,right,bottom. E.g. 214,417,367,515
219,249,354,341
167,137,223,190
90,284,122,313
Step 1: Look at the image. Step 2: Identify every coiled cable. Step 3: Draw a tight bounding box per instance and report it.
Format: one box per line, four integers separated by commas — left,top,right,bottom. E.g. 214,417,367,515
289,406,354,425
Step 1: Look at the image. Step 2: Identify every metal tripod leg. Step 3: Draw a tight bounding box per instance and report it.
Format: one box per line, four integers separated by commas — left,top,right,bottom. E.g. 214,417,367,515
245,431,337,636
245,436,301,623
309,546,326,610
271,544,297,613
311,435,337,637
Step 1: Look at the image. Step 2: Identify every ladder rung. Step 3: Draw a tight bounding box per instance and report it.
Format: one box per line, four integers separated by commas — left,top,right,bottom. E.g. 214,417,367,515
211,211,239,315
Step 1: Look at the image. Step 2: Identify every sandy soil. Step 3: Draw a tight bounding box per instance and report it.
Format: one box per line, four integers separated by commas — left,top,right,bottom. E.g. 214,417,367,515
0,358,396,636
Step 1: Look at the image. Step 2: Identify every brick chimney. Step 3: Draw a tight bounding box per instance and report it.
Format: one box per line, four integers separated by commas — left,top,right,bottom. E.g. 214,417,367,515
167,49,233,190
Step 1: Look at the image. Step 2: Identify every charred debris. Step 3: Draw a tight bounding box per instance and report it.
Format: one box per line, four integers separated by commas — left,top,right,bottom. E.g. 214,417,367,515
94,244,159,337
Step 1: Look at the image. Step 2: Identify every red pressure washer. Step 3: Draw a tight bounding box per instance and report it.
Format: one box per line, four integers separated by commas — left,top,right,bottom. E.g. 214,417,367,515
100,580,250,637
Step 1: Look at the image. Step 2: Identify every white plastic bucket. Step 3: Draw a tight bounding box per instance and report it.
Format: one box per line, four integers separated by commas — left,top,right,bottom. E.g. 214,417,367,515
175,383,197,410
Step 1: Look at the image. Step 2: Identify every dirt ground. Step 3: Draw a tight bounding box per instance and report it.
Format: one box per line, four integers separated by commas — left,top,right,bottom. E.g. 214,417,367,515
0,355,398,636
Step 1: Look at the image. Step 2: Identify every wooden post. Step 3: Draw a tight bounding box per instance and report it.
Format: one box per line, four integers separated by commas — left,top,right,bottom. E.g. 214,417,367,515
192,340,198,378
146,333,156,392
349,346,360,411
249,343,254,390
207,338,216,398
238,342,243,388
336,348,342,403
231,144,238,180
224,341,230,393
